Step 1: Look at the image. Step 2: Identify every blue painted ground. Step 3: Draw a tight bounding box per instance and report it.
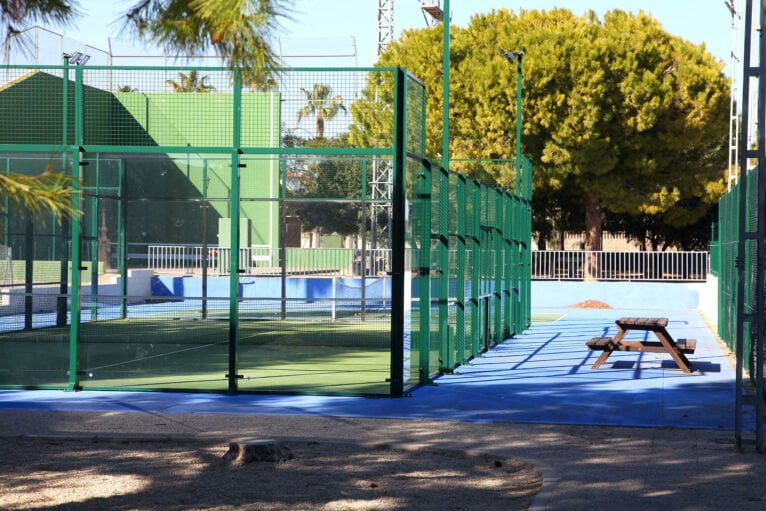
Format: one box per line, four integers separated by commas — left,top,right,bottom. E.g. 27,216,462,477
0,307,754,431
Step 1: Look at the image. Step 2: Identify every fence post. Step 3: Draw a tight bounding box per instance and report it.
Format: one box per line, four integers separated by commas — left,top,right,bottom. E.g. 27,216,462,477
119,160,127,319
455,174,466,364
438,165,451,371
227,69,242,393
68,65,84,392
201,159,208,320
493,189,503,344
360,159,368,320
389,68,407,396
503,192,512,338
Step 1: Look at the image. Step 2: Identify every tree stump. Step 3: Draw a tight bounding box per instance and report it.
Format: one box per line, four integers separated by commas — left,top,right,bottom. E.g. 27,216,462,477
223,440,294,464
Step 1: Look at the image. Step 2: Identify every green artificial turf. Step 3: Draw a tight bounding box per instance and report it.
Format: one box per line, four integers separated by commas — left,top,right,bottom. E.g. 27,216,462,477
0,317,392,394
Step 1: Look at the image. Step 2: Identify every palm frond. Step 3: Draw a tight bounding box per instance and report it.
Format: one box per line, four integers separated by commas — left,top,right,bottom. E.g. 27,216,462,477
0,166,77,222
122,0,289,88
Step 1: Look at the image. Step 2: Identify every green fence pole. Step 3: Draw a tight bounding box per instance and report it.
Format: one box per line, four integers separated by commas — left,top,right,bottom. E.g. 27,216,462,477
390,68,407,396
68,65,83,391
510,195,519,334
438,165,451,371
227,69,242,393
470,179,481,356
360,159,368,321
503,192,512,338
418,159,432,384
526,197,532,327
89,156,99,320
2,159,7,246
493,189,503,344
201,159,208,320
279,158,287,320
455,174,466,364
515,54,524,196
119,160,127,319
23,218,33,331
57,58,70,327
441,0,450,170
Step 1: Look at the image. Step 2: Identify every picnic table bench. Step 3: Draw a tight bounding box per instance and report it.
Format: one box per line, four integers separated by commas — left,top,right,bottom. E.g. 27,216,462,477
586,317,696,373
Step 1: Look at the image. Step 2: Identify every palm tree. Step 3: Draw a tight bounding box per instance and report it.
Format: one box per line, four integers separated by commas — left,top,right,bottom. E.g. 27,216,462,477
297,84,347,138
117,85,137,92
166,71,216,93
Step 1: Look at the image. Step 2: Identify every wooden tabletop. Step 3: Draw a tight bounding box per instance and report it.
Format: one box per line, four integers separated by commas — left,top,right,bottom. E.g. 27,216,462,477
616,317,668,329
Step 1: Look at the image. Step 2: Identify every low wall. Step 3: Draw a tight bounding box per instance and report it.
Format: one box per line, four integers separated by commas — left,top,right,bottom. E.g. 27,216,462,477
696,274,718,327
531,281,702,309
1,269,153,314
151,276,392,300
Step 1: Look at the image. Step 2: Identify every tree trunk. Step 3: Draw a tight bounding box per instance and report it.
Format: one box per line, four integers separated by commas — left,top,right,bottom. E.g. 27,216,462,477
583,192,604,281
316,114,324,138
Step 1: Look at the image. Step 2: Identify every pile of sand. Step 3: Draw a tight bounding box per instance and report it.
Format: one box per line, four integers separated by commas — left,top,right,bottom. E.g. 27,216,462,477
567,300,613,309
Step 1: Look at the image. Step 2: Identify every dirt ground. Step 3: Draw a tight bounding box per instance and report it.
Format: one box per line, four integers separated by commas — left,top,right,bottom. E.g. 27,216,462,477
0,437,542,511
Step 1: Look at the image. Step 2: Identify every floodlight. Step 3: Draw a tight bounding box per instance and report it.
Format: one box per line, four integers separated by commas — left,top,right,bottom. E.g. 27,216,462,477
500,50,524,63
421,1,444,22
66,51,91,65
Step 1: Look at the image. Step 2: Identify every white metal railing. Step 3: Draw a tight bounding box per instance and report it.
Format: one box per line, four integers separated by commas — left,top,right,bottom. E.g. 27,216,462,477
147,245,392,277
532,250,710,282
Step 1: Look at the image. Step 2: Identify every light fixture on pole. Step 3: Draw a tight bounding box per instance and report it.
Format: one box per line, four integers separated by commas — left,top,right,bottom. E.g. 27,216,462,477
64,51,91,66
500,49,524,197
420,1,444,26
422,0,450,168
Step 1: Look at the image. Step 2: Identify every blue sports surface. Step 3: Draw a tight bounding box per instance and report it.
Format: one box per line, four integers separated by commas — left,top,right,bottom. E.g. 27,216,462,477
0,306,754,431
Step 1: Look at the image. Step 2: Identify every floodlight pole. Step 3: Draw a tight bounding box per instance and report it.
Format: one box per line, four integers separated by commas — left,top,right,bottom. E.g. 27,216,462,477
501,50,525,197
441,0,450,168
57,54,71,327
515,53,523,198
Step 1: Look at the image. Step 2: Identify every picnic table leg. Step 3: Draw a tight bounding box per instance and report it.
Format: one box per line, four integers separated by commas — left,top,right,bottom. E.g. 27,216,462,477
591,328,626,370
654,329,693,374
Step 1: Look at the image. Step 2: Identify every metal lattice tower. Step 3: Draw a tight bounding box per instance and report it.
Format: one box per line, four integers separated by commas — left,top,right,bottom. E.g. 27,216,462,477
371,1,395,251
377,0,394,56
727,1,742,190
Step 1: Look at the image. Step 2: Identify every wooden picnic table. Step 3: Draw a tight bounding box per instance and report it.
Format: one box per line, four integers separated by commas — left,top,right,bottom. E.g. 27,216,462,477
586,317,696,373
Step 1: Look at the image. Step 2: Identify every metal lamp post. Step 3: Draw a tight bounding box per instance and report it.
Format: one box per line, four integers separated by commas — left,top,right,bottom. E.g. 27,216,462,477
500,50,524,197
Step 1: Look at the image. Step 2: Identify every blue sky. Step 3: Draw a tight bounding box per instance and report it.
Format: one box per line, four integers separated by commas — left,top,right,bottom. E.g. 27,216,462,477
42,1,735,71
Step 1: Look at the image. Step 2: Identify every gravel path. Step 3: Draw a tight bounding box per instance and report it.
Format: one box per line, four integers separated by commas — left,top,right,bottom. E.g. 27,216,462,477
0,436,541,510
0,410,764,510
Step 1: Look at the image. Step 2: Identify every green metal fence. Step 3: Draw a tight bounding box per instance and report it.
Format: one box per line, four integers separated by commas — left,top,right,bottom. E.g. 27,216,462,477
0,65,531,396
716,168,764,449
709,222,719,277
